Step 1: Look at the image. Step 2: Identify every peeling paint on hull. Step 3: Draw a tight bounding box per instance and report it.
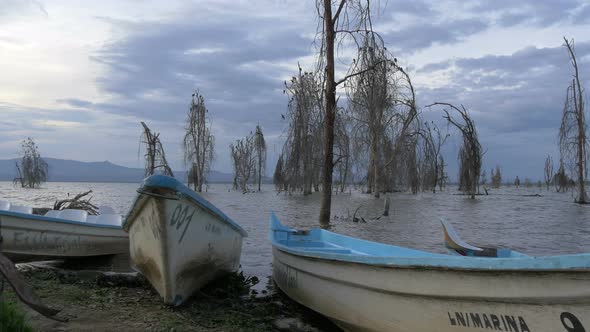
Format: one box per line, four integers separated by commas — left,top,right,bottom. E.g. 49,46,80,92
125,178,246,306
273,249,590,332
0,212,128,261
269,211,590,332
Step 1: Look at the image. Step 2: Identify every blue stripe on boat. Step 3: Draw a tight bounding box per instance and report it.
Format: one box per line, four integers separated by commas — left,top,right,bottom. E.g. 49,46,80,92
269,212,590,271
0,210,123,229
125,175,248,237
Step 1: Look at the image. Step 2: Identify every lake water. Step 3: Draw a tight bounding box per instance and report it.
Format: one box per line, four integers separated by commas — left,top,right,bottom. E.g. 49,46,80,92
1,181,590,283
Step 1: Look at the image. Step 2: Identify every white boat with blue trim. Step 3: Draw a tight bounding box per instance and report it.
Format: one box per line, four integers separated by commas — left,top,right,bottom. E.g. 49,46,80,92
0,201,127,262
123,175,248,306
270,213,590,332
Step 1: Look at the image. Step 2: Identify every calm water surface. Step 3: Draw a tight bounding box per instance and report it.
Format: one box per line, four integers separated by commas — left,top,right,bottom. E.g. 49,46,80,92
1,181,590,281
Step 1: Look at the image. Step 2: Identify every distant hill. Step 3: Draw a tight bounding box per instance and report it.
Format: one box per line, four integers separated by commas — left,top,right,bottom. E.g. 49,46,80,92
0,158,239,183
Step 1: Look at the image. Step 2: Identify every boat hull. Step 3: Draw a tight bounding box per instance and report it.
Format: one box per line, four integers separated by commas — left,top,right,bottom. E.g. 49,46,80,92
273,248,590,332
0,211,128,262
126,194,244,306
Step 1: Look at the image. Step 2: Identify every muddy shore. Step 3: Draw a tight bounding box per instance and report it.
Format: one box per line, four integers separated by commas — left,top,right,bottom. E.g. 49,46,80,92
3,263,340,332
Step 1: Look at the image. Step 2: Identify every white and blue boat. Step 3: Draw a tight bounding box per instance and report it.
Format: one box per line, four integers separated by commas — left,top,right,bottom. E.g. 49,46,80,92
270,213,590,332
439,218,530,258
124,175,247,306
0,201,127,262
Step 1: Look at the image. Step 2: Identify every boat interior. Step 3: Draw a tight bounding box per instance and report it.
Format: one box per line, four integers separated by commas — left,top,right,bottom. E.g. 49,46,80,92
271,213,444,259
0,199,122,226
269,213,590,271
440,218,525,258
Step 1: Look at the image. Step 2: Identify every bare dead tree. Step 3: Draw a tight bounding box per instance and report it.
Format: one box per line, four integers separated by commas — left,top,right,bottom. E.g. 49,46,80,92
554,159,571,192
14,137,48,188
438,155,447,191
381,63,419,193
281,66,324,194
417,120,449,193
346,35,398,198
544,155,554,190
184,91,215,192
254,125,267,191
429,103,482,199
559,37,588,203
334,111,351,193
13,161,24,187
316,0,387,227
490,165,502,188
273,154,286,192
230,134,257,193
140,122,174,177
480,170,487,187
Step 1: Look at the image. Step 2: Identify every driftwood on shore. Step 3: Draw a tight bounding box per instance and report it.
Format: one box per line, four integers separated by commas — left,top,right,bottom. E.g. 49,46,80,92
53,190,99,215
0,253,63,321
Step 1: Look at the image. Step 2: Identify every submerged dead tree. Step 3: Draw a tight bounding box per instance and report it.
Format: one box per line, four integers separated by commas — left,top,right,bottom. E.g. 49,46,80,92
140,122,174,177
346,35,397,198
316,0,386,227
273,154,285,191
559,37,588,203
14,137,48,188
430,103,482,199
490,165,502,189
544,155,554,190
381,61,419,193
184,91,215,192
281,66,324,194
334,112,351,193
230,134,256,193
254,125,267,191
417,120,448,193
554,159,571,192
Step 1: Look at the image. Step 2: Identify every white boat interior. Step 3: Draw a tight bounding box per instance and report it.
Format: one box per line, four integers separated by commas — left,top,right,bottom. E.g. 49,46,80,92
0,199,122,226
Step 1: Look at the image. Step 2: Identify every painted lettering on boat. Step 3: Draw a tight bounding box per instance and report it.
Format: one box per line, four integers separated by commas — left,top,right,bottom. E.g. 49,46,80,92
447,312,530,332
204,223,221,235
12,231,82,253
170,203,196,243
136,201,160,240
274,261,298,289
561,312,586,332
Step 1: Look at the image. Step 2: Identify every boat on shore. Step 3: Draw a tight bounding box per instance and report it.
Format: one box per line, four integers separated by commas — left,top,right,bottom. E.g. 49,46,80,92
440,218,529,258
123,175,248,306
270,213,590,332
0,202,128,262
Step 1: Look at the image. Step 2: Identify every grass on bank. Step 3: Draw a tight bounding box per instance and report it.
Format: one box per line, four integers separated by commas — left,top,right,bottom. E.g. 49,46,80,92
0,297,34,332
1,267,338,332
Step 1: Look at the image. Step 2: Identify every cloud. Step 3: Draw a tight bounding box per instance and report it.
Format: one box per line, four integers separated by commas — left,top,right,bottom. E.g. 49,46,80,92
383,18,489,54
470,0,583,27
0,0,48,20
56,98,94,108
416,41,590,179
3,0,590,178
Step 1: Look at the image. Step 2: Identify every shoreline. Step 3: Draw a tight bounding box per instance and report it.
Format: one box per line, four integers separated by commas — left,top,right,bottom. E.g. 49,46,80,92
3,262,340,332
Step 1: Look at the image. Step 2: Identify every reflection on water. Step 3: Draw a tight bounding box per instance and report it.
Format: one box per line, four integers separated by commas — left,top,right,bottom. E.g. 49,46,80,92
1,181,589,280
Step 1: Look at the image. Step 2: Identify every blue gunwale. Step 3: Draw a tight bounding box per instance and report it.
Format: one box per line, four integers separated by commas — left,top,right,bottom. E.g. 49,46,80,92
0,210,123,230
270,213,590,271
123,175,248,237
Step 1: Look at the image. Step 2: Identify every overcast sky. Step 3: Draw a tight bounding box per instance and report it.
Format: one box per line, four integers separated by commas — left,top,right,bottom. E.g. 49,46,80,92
1,0,589,181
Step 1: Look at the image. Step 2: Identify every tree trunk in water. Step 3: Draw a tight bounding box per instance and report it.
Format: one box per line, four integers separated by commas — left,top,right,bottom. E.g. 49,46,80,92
432,164,438,194
258,155,262,192
574,78,587,203
371,133,380,198
319,0,335,228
